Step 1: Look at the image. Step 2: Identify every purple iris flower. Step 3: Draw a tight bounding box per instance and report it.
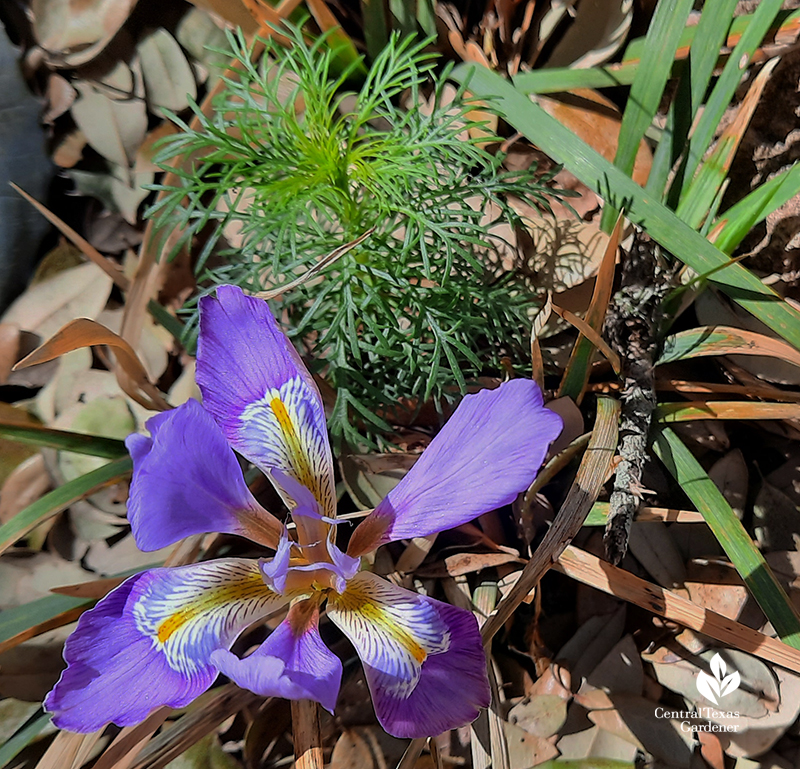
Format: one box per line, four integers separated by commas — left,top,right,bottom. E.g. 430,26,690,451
45,285,563,739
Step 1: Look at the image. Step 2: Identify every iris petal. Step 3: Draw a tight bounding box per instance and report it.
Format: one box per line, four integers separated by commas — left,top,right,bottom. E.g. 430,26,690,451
45,559,287,732
327,572,490,738
126,400,283,551
196,286,336,526
212,600,342,713
349,379,563,556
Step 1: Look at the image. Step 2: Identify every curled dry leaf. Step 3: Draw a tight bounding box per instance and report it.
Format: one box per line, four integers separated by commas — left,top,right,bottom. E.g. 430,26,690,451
0,453,50,525
14,318,170,411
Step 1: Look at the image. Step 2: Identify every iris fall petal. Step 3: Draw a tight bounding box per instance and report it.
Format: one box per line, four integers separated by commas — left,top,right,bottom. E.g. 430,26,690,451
46,560,286,732
327,572,490,738
196,286,336,522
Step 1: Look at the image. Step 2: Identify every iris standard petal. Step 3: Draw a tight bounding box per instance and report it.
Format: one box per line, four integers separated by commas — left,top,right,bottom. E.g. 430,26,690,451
126,400,283,551
196,286,336,524
348,379,563,556
327,572,490,738
211,600,342,713
45,559,286,732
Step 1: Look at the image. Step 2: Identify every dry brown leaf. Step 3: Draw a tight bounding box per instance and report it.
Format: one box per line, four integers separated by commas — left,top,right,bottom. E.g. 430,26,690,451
15,318,170,411
0,453,50,524
537,89,652,186
557,545,800,674
32,0,138,66
1,262,114,340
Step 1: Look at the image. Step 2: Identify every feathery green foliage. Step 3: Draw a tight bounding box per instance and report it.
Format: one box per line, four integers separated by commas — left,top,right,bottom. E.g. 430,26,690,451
149,26,561,445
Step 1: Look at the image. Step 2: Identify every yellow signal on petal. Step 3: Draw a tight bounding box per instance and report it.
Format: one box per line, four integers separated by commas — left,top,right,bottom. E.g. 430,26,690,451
335,584,427,664
270,396,316,493
154,570,274,645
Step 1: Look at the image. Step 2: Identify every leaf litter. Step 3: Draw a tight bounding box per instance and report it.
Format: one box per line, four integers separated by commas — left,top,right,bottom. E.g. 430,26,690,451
2,1,800,768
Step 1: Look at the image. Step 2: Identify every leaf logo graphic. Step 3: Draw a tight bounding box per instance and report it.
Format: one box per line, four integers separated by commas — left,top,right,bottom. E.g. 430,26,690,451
696,653,741,705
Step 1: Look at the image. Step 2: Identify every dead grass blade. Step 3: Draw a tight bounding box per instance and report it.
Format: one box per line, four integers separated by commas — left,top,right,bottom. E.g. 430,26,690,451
552,304,622,377
15,318,170,411
657,378,800,401
585,502,705,524
35,730,104,769
51,575,128,599
481,395,620,645
395,739,427,769
10,183,129,292
658,325,800,368
128,688,262,769
656,401,800,421
254,228,375,299
530,291,553,390
92,710,171,769
556,545,800,674
558,213,623,401
0,601,88,655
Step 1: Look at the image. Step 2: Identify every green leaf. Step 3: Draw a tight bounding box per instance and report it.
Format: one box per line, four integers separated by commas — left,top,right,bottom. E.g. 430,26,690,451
0,422,127,458
451,64,800,352
714,161,800,254
0,455,132,554
0,593,90,652
678,0,787,198
601,0,693,229
0,710,52,768
649,0,737,203
652,427,800,648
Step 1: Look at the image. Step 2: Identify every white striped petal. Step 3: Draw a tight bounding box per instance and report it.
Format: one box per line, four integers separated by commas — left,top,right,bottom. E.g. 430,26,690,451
131,559,288,677
239,375,336,519
327,572,450,698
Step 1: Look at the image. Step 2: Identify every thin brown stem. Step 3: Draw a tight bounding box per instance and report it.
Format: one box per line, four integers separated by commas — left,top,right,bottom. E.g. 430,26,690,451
291,699,323,769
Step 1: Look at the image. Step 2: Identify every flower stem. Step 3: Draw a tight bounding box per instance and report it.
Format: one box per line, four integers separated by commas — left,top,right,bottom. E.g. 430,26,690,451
291,699,323,769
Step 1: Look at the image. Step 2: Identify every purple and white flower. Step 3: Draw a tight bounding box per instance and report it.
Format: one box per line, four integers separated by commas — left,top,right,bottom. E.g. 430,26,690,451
45,285,563,738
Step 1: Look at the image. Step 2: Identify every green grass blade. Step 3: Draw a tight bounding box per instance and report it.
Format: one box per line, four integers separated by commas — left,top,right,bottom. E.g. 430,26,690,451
514,60,645,94
684,0,739,125
601,0,693,230
622,7,799,63
0,456,132,554
360,0,389,60
450,64,800,351
714,161,800,254
653,427,800,648
0,423,127,458
678,0,788,197
0,594,90,651
0,711,52,767
652,0,737,204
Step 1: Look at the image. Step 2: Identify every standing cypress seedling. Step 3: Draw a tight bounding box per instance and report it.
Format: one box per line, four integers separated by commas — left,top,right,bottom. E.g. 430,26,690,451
149,25,561,443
